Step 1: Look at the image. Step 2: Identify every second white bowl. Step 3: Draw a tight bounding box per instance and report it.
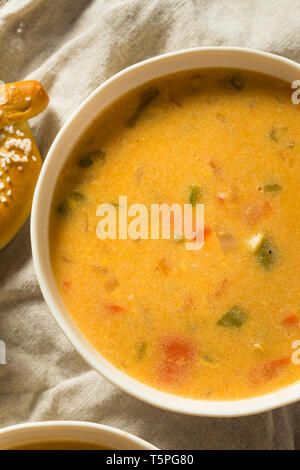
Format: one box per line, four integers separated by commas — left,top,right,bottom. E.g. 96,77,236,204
0,421,157,450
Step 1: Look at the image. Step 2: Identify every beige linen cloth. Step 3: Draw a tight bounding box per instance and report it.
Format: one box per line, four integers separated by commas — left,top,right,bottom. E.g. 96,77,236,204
1,0,300,450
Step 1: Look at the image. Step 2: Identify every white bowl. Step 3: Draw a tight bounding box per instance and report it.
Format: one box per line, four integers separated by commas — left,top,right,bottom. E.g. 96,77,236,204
0,421,157,450
31,47,300,417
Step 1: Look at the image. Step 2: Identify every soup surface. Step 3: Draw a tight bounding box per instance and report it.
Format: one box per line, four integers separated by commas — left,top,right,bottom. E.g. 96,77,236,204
50,68,300,400
6,440,111,450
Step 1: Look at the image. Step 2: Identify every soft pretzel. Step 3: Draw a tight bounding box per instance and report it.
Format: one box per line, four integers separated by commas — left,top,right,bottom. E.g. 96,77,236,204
0,80,49,128
0,80,48,250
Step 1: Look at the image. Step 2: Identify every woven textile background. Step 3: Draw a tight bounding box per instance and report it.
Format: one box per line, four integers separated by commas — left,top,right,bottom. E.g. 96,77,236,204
1,0,300,450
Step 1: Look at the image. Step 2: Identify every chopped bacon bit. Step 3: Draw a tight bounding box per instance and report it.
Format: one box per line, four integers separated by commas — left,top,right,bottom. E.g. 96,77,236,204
158,334,196,383
104,304,124,314
243,200,273,226
250,357,290,384
282,314,298,326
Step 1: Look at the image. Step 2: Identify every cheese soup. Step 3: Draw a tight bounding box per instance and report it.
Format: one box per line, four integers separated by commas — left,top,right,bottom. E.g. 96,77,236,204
49,68,300,400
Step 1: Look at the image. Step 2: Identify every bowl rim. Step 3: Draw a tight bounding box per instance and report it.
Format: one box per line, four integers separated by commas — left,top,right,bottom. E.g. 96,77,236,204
31,46,300,417
0,421,157,450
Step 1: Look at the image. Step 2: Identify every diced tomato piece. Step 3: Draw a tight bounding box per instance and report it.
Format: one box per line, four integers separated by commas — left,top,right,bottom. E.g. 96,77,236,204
104,304,124,314
282,314,298,326
250,357,290,384
192,225,212,242
158,334,196,383
204,225,212,240
162,335,194,361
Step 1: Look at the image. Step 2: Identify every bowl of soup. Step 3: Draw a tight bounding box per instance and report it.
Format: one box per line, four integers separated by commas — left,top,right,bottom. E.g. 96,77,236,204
0,421,157,450
31,47,300,416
